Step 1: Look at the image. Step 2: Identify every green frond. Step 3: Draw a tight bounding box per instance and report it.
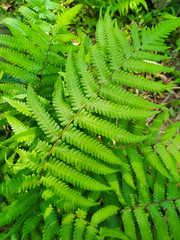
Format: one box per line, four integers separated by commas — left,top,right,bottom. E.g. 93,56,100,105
65,51,87,110
1,127,42,147
2,97,32,116
167,144,180,164
91,205,119,227
0,174,39,196
0,47,42,74
41,176,98,208
132,22,141,50
141,18,180,51
114,22,132,58
53,77,74,126
89,44,111,84
17,150,45,173
100,227,129,240
141,146,171,178
55,4,82,31
27,86,61,141
134,208,153,240
0,8,179,240
95,10,107,54
105,23,124,71
45,158,111,191
162,201,180,239
113,70,168,92
121,210,137,240
148,205,169,240
123,58,173,73
63,126,124,166
0,190,39,226
106,173,125,204
76,46,99,97
0,61,39,85
0,34,42,61
117,0,148,15
133,51,170,61
99,83,159,110
52,143,117,174
84,225,99,240
4,115,28,134
159,121,180,143
75,111,149,144
60,214,74,240
86,98,159,120
22,214,42,238
73,217,87,240
0,83,27,95
153,173,166,201
126,146,148,186
44,204,60,235
42,225,54,240
154,143,179,180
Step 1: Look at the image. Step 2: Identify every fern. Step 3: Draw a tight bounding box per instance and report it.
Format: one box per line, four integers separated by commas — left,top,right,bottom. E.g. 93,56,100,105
0,2,180,239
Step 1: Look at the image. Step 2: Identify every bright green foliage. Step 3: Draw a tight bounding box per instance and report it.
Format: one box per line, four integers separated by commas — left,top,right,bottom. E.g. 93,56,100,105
0,1,180,239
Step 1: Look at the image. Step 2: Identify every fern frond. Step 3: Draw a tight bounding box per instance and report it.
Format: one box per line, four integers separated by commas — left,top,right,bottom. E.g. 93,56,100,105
91,205,119,227
133,51,170,61
106,173,125,204
0,61,39,85
53,77,74,126
2,97,32,116
22,214,42,238
0,190,39,226
45,158,111,191
123,58,173,73
121,210,137,240
86,98,158,120
126,146,148,186
141,145,171,178
159,121,180,143
134,208,153,240
117,0,148,15
52,143,117,174
132,22,141,50
167,143,180,164
75,111,149,144
76,46,99,97
148,205,169,240
73,217,87,240
113,70,168,92
0,83,26,95
162,201,180,239
60,214,74,240
89,44,111,84
4,115,28,134
0,174,39,195
55,4,82,31
65,51,87,110
41,176,98,208
63,126,123,166
1,127,42,147
100,227,129,239
154,143,179,180
43,204,60,235
141,18,180,51
99,83,159,110
27,86,61,141
114,22,132,58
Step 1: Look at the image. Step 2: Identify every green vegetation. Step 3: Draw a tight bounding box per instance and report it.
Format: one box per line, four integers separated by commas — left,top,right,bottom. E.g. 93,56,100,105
0,0,180,239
